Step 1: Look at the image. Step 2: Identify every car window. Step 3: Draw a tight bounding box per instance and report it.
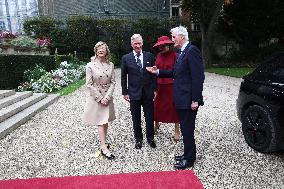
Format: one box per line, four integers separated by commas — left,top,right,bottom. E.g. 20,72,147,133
253,54,284,84
272,68,284,83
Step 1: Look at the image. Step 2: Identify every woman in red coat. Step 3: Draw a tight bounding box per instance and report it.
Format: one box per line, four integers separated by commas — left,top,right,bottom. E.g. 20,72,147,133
153,36,180,142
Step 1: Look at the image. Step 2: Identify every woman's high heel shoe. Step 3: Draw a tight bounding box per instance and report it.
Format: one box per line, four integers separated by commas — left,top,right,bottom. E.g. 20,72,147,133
100,150,115,160
172,136,180,143
106,143,110,149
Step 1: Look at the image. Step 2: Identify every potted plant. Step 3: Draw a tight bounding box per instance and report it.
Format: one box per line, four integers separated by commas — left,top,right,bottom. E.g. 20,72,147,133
0,31,16,45
36,37,51,49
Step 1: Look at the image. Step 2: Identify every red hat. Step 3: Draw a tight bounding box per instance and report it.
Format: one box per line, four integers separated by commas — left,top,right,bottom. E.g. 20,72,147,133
153,36,173,48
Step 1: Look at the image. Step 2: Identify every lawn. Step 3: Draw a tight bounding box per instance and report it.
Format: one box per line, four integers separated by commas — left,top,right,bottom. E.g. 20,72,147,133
56,78,86,96
205,67,255,78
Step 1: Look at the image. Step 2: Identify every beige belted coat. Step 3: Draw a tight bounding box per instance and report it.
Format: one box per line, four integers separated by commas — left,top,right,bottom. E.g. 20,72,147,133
82,60,116,125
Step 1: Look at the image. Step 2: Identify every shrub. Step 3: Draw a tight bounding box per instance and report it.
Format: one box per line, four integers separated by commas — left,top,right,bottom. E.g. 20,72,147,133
11,36,37,48
221,44,284,67
55,54,77,66
18,61,86,93
0,55,56,89
22,16,192,63
23,16,60,38
36,37,51,47
66,15,99,53
0,54,76,89
0,31,16,39
23,65,47,81
30,72,55,93
110,53,119,67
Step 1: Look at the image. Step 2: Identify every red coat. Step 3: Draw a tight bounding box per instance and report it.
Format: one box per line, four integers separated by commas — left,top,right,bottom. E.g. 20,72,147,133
156,51,177,84
154,51,179,123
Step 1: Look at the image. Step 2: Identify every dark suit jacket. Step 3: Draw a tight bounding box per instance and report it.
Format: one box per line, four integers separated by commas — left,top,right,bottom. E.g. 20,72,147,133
159,43,205,109
121,51,157,100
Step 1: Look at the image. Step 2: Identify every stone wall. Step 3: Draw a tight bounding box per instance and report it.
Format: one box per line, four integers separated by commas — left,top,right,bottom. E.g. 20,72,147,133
0,45,50,55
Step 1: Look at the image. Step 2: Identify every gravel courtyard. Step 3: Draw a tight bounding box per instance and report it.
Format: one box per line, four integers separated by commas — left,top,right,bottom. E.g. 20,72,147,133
0,69,283,188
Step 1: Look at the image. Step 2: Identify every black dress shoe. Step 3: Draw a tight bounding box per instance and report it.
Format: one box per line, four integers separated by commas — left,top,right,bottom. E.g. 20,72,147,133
148,140,156,148
106,143,110,149
100,150,115,160
135,141,142,149
175,155,184,161
174,159,194,170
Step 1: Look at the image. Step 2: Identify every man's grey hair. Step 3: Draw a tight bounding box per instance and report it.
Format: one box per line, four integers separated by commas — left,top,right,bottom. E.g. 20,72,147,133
170,26,189,41
131,34,143,43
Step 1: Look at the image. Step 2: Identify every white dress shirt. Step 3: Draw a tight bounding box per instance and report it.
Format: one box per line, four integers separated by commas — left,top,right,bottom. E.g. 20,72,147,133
180,41,189,54
133,50,144,68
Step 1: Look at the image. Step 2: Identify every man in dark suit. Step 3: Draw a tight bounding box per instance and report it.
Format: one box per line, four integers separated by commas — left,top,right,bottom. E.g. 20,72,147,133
146,26,205,169
121,34,157,149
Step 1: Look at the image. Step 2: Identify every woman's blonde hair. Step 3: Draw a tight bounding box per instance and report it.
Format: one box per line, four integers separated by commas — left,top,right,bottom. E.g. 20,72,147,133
92,41,110,63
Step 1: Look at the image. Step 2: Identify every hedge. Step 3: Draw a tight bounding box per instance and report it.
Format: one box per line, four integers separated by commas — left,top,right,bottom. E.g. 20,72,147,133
220,44,284,67
0,54,74,89
23,16,194,63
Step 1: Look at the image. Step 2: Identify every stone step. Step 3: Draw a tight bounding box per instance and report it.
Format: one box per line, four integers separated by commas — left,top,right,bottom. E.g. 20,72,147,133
0,90,15,100
0,91,33,109
0,94,59,139
0,93,47,123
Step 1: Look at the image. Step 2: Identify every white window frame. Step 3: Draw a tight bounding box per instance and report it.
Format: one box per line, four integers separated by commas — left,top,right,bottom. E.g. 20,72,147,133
170,5,181,18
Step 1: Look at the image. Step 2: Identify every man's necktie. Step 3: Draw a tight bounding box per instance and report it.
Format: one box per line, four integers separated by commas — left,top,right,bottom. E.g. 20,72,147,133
136,53,142,72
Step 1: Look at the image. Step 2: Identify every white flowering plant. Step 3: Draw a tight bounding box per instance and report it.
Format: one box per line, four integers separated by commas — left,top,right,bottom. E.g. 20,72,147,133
18,61,86,93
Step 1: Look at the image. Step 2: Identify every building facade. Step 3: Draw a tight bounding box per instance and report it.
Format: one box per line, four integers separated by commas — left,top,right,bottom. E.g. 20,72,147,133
0,0,39,33
0,0,195,33
38,0,171,19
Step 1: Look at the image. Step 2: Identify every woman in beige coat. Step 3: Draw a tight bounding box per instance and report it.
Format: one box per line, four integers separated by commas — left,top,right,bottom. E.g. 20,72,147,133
82,41,116,160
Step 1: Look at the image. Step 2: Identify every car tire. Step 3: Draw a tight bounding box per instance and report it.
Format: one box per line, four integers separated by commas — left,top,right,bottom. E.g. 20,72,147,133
241,105,278,152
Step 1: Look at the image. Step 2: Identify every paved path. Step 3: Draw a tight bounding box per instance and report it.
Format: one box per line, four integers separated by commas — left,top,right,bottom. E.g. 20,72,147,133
0,69,283,188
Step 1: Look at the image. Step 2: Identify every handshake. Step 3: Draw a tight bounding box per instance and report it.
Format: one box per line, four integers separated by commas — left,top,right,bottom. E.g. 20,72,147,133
146,66,158,74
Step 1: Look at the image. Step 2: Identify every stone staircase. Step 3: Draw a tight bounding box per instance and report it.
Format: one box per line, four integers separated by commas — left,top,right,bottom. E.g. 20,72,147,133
0,90,59,139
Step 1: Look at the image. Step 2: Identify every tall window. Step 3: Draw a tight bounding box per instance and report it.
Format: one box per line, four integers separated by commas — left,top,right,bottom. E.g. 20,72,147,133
0,0,3,16
191,23,200,32
21,0,27,6
29,0,38,16
0,21,5,31
171,6,180,17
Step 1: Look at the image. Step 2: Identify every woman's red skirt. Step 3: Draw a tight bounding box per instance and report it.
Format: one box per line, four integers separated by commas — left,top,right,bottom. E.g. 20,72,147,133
154,84,179,123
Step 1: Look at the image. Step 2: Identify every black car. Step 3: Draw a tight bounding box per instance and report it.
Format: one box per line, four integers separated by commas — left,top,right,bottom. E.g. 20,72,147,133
237,52,284,153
